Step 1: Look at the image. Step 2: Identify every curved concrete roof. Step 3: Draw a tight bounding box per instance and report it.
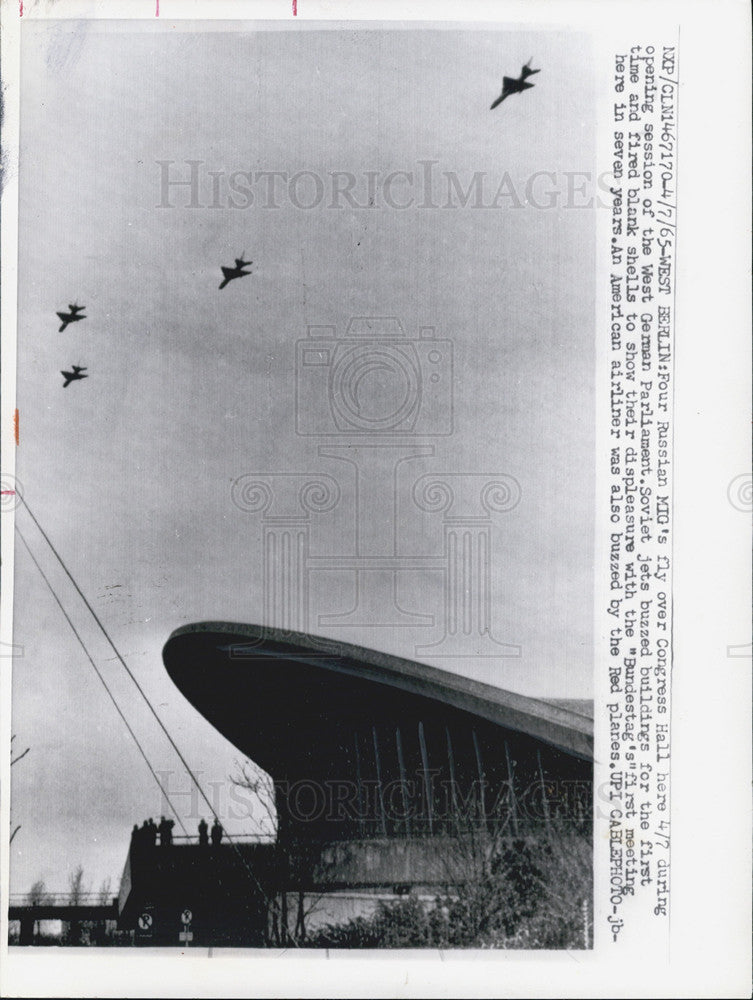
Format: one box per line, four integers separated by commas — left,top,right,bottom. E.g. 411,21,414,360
163,622,593,761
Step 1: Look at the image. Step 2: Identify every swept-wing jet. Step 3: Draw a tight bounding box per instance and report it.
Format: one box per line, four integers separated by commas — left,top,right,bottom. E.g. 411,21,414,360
490,60,540,109
61,365,88,388
219,255,252,290
56,303,86,332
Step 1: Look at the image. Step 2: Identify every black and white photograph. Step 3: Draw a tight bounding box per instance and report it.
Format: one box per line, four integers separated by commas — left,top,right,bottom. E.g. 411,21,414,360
6,15,594,951
0,1,749,997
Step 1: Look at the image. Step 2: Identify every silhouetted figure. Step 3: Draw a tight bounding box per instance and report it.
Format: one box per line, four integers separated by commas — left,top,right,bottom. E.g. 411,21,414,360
137,820,151,850
130,823,142,855
198,818,209,847
145,818,157,848
156,816,175,846
211,819,223,846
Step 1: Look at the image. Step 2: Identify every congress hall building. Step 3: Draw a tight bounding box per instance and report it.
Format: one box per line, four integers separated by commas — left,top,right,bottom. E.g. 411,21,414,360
116,622,593,946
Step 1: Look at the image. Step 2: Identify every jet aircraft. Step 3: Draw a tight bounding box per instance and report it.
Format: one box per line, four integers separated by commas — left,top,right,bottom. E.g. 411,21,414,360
490,60,540,109
61,365,88,388
56,303,87,332
219,255,252,290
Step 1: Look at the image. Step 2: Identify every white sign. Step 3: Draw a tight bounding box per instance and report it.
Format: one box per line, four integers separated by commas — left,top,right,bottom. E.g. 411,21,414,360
137,913,153,931
180,908,192,925
179,929,193,945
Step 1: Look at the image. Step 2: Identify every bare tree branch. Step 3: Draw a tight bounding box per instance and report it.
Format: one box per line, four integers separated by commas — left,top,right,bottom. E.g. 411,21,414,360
10,735,30,767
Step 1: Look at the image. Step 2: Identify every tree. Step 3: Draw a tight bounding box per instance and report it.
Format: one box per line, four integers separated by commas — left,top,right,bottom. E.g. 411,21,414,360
98,876,112,904
63,864,88,945
27,879,50,906
10,735,30,766
9,735,30,844
229,759,324,947
17,870,125,947
427,763,592,948
90,878,115,946
16,879,52,945
308,767,593,949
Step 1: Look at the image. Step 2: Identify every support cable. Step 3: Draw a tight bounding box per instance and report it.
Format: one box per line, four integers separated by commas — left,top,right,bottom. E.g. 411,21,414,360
16,497,274,915
15,527,189,836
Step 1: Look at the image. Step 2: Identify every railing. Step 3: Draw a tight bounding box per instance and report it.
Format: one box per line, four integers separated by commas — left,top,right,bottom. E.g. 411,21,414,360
169,833,274,844
8,893,118,906
128,833,276,849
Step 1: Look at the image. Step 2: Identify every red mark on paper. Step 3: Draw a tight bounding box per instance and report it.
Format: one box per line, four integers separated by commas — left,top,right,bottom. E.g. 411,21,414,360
292,0,297,14
19,0,23,16
155,0,159,15
1,491,16,496
14,409,19,446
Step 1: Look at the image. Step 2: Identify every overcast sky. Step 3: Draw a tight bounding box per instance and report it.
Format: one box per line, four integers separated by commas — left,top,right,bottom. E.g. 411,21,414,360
11,21,595,894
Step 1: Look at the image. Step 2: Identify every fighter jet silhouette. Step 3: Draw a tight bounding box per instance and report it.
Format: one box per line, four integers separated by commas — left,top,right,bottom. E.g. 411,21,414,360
219,255,252,290
490,60,540,109
56,303,86,333
61,365,88,388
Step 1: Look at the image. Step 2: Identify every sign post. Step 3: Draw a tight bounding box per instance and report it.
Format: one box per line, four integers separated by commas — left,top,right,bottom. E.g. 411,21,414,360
179,907,193,946
136,907,154,945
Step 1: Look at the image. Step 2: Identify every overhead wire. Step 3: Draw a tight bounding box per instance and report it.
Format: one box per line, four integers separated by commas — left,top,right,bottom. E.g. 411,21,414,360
16,495,276,916
15,526,190,836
